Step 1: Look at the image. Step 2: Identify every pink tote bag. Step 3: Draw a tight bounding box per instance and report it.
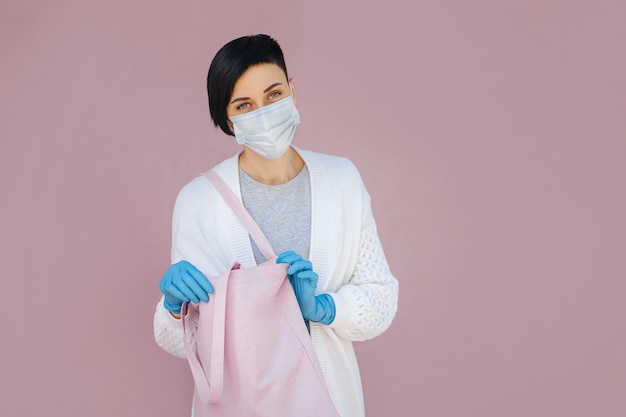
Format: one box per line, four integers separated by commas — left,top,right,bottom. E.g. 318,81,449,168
181,170,340,417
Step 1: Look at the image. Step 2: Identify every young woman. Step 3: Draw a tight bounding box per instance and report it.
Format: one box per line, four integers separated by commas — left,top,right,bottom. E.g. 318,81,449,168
153,34,399,417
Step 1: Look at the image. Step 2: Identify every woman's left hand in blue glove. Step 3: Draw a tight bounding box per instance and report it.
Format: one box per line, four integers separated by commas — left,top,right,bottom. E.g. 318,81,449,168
276,251,336,325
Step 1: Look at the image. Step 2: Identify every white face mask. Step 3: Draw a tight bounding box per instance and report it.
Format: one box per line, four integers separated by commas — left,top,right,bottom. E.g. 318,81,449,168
230,95,300,160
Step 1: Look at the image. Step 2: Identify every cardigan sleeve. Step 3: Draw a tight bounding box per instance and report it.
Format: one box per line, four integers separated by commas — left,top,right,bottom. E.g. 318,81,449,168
153,178,214,359
328,180,399,342
153,298,199,359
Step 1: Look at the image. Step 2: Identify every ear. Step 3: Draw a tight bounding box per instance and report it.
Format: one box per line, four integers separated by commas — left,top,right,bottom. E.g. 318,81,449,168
289,78,296,105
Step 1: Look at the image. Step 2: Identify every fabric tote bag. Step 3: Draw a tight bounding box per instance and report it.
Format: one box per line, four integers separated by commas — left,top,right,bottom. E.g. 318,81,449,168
181,170,340,417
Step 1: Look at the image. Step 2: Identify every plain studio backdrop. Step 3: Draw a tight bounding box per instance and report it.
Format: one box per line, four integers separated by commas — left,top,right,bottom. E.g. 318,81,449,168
1,1,624,416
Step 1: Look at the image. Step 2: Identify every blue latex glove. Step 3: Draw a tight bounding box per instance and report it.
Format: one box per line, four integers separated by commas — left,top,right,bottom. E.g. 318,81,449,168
159,260,214,315
276,251,336,325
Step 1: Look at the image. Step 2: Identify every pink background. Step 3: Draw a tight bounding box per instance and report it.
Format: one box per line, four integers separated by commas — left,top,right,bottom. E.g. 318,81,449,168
1,1,624,416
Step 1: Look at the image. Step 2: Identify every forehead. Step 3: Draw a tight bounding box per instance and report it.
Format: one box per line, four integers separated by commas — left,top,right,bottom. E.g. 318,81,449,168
231,63,288,97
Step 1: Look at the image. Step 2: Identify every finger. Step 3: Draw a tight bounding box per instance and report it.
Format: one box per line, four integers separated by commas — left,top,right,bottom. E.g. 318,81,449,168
295,269,318,283
292,271,318,298
159,274,172,293
291,270,318,297
184,264,214,294
160,263,183,292
282,255,303,268
182,271,211,303
277,250,297,257
277,253,302,265
163,284,189,303
173,276,202,304
287,259,312,275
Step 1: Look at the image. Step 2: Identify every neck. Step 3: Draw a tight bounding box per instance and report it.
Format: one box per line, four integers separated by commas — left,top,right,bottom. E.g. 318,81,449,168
239,146,304,185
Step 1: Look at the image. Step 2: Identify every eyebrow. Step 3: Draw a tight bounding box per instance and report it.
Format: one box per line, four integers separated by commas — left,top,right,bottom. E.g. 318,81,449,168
230,82,284,104
263,82,283,93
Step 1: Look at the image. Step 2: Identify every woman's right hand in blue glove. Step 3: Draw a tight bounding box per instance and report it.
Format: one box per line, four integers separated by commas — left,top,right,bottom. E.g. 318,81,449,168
159,260,214,316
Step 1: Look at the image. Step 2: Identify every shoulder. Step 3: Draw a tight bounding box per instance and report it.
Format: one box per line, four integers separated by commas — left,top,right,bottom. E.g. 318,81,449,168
297,148,362,182
172,176,214,223
175,152,240,206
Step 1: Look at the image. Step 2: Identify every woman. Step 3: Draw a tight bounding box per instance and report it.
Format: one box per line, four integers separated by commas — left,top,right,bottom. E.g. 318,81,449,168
153,34,399,417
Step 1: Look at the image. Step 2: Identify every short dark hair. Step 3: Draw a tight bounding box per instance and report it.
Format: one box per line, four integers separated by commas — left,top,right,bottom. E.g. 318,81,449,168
207,34,289,136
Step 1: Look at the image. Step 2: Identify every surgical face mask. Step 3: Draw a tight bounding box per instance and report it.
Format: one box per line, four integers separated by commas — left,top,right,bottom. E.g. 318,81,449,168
230,95,300,160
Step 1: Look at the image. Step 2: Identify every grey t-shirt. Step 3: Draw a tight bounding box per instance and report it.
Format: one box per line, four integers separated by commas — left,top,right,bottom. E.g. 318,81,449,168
239,166,312,264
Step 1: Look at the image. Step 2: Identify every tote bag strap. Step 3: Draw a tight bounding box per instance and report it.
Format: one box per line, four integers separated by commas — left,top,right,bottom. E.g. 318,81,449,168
201,170,276,260
182,170,276,405
181,302,212,403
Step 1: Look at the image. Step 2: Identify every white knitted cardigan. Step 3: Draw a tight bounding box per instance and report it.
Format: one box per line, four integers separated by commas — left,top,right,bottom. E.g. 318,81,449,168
153,148,399,417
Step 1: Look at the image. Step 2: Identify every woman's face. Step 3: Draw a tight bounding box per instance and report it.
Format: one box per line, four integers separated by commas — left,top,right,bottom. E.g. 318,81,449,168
226,63,295,121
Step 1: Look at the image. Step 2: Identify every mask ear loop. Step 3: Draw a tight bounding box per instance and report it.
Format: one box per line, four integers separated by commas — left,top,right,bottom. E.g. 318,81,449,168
288,78,296,103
